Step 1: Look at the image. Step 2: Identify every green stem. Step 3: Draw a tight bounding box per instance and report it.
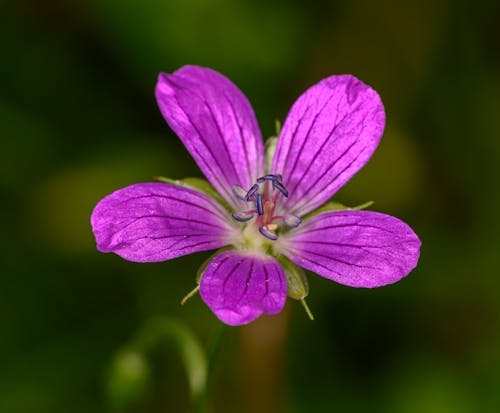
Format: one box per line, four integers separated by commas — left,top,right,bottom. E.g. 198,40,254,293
193,324,228,413
132,318,208,400
108,317,228,413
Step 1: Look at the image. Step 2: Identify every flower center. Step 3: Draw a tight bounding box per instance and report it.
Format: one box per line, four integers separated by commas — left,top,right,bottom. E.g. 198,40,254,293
231,174,301,240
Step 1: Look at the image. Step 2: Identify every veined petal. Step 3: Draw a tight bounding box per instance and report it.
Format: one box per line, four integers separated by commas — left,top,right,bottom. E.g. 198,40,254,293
91,183,236,263
276,210,420,288
155,65,265,208
199,251,286,326
272,75,385,216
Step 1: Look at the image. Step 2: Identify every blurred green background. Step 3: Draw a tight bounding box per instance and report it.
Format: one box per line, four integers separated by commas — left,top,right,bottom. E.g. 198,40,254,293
1,0,500,412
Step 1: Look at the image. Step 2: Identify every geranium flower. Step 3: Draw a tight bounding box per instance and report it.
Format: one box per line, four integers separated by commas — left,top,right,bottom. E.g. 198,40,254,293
91,65,420,326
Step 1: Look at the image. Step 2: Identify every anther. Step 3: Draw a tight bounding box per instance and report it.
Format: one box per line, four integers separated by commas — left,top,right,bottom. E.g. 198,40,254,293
283,214,301,227
257,174,277,183
259,226,278,241
274,181,289,197
245,184,259,201
232,185,248,200
230,174,301,240
232,211,255,222
256,194,263,216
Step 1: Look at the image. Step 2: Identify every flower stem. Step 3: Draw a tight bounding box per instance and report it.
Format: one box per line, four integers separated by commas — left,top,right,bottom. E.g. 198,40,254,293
239,308,290,413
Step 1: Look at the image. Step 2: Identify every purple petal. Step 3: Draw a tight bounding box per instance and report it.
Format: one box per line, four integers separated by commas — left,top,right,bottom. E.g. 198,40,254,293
199,251,286,326
155,66,265,208
277,210,420,288
91,183,236,263
271,75,385,216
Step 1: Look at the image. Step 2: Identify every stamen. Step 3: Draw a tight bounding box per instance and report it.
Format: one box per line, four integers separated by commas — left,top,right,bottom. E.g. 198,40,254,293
263,201,274,223
231,174,301,241
256,194,263,216
283,214,301,228
245,184,259,201
232,185,248,200
271,189,280,203
274,181,289,197
232,211,255,222
257,174,278,183
259,226,278,240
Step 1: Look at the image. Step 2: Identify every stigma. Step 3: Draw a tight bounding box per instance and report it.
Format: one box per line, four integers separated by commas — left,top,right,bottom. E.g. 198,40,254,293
231,174,301,240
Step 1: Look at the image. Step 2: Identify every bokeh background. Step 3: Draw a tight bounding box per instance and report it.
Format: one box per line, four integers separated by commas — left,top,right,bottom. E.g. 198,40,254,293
2,0,500,412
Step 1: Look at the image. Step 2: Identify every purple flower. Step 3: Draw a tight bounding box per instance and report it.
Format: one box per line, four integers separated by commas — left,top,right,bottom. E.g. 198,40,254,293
91,65,421,326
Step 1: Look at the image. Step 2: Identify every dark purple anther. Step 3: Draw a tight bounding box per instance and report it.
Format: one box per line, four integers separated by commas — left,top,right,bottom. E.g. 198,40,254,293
256,194,263,215
283,214,301,227
274,181,289,197
245,184,259,201
259,226,278,241
257,174,277,183
232,211,254,222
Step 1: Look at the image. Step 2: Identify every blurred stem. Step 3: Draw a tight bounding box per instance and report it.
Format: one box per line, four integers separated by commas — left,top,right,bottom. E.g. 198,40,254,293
131,317,208,402
110,317,227,413
193,324,227,413
239,306,290,413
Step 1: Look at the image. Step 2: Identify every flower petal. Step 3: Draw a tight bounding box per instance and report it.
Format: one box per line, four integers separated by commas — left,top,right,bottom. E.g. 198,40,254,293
91,182,236,263
199,251,286,326
272,75,385,216
155,65,265,208
277,210,420,288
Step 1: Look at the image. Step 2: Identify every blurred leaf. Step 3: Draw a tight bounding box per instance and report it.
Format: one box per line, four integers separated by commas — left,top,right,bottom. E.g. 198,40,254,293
107,350,151,410
107,317,207,410
337,122,426,210
82,0,303,85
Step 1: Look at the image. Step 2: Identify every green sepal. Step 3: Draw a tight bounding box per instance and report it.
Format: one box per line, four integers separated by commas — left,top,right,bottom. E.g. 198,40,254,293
303,201,348,220
264,119,280,174
278,256,309,300
180,247,234,305
274,119,282,136
265,136,279,174
154,176,230,210
195,247,233,284
278,256,315,320
350,200,375,210
303,200,374,220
